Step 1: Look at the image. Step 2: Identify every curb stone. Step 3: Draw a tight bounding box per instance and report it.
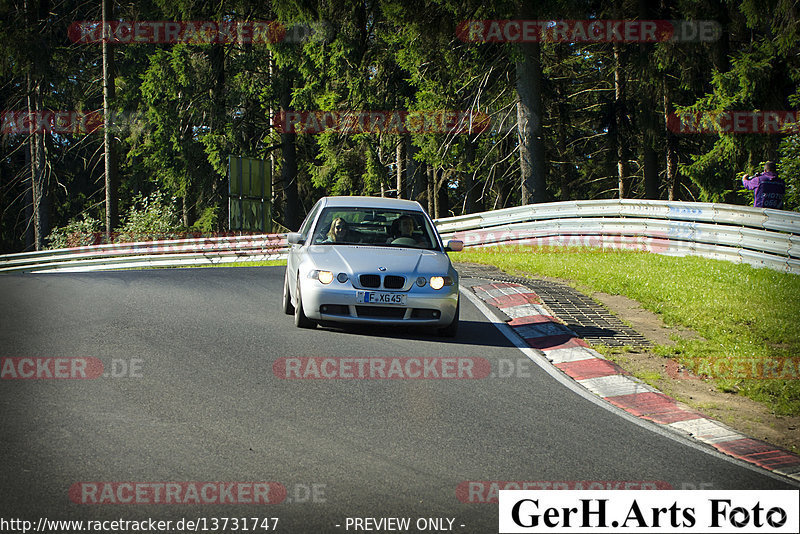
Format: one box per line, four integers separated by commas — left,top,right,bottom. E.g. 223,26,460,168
469,280,800,482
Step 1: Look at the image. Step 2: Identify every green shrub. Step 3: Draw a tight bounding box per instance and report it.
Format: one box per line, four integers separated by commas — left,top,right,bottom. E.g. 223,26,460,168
190,205,219,233
116,191,185,242
46,214,103,249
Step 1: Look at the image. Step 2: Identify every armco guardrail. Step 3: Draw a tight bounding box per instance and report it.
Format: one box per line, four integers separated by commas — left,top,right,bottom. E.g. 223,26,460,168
0,234,288,273
1,200,798,274
436,199,800,275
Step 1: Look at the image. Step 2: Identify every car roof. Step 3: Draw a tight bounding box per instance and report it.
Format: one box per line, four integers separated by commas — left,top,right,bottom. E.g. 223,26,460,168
318,196,426,212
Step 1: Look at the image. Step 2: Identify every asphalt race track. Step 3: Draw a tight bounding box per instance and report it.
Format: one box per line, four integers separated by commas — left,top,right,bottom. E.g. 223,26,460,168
0,266,796,532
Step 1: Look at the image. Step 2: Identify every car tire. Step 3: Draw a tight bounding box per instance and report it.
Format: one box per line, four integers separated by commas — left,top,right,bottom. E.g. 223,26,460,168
282,274,295,315
294,279,317,329
437,301,459,337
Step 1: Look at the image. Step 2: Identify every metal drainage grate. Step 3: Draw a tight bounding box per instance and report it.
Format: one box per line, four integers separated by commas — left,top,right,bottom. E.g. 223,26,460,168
457,262,651,347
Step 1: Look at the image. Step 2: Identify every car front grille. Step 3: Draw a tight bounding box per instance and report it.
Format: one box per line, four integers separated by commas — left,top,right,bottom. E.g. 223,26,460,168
358,274,405,289
359,274,381,288
383,275,405,289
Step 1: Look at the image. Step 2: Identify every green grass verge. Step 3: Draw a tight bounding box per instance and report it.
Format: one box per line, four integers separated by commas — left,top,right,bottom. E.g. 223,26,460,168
453,246,800,416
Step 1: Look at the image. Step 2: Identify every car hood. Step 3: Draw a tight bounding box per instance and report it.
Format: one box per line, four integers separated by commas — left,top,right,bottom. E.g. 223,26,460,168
305,245,453,276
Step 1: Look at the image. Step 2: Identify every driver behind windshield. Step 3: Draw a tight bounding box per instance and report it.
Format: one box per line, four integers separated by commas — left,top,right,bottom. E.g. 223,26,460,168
395,215,416,237
387,215,420,246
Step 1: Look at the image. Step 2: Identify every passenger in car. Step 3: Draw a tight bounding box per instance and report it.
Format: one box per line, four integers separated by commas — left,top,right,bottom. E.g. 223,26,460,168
326,217,350,242
322,217,362,244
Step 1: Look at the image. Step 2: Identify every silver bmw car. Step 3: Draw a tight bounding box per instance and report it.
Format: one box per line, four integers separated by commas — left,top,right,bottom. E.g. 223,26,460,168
282,196,463,336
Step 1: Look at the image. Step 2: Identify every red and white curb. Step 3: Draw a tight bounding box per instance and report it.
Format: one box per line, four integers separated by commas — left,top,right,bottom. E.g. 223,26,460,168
472,281,800,482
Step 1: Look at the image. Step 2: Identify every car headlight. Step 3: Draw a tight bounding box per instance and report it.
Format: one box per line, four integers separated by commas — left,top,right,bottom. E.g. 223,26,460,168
429,276,453,290
310,270,334,284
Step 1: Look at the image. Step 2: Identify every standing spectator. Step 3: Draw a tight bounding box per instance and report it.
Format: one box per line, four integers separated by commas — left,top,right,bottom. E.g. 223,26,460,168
742,161,786,209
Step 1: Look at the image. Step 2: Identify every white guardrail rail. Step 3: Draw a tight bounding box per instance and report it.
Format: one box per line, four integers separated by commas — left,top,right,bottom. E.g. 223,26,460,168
436,199,800,275
1,199,798,274
0,234,288,273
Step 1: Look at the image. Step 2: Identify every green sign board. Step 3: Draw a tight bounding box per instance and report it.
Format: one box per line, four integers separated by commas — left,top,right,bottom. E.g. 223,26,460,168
228,156,272,232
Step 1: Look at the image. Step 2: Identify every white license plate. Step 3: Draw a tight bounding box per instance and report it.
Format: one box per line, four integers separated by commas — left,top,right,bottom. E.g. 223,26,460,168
356,291,406,305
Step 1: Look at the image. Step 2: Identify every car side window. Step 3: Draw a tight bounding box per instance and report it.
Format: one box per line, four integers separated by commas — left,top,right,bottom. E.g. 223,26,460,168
312,211,338,244
298,203,321,240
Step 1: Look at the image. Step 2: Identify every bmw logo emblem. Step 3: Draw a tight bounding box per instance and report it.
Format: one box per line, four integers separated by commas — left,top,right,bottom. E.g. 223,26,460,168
378,266,387,271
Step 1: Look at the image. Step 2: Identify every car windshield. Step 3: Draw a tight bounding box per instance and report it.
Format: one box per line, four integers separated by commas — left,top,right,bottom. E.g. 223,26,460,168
311,207,439,250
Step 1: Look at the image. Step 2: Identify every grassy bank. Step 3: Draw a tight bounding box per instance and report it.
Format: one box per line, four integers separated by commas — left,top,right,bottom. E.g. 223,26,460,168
453,246,800,416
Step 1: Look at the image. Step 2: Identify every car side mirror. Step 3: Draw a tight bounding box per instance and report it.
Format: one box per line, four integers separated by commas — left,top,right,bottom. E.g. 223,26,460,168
287,232,305,245
444,240,463,252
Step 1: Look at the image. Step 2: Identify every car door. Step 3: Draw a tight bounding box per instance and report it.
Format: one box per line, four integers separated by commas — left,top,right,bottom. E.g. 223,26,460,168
287,200,323,299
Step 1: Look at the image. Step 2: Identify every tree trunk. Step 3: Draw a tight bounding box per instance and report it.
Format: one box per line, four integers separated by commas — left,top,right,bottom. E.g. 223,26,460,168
437,170,450,218
639,0,660,199
514,1,546,204
102,0,119,238
427,165,434,215
395,138,403,199
23,1,51,250
279,74,299,230
614,43,627,199
432,167,439,218
710,0,730,73
267,50,275,233
663,79,679,201
27,74,49,250
406,135,421,201
23,125,35,251
463,139,479,213
643,148,659,199
182,192,189,228
515,41,547,204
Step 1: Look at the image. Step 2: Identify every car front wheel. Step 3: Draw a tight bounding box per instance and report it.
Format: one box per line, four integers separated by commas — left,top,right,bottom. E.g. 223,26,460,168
437,301,459,337
294,279,317,329
282,274,295,315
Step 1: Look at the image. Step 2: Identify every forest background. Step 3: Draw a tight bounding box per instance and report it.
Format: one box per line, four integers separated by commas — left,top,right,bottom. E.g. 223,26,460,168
1,0,798,253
